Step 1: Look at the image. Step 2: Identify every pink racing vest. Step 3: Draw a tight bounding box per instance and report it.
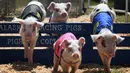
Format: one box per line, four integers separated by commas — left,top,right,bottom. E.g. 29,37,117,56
55,32,77,59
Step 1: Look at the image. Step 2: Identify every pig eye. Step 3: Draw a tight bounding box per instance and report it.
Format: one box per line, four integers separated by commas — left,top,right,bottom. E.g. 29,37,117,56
96,9,100,12
33,27,35,32
68,48,72,52
78,48,81,51
65,8,68,11
29,25,32,27
33,26,35,32
55,8,59,12
23,28,25,32
102,40,106,48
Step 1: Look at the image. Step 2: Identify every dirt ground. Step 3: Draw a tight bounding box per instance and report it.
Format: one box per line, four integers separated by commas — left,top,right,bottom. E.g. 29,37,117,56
0,15,90,23
0,62,130,73
43,15,90,23
0,15,130,73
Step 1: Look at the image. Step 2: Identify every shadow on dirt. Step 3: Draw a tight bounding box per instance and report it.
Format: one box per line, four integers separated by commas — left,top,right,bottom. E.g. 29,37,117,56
12,61,40,71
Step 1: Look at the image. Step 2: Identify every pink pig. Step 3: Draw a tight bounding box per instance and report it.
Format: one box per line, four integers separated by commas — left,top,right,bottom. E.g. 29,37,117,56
47,2,71,23
53,32,85,73
12,0,46,64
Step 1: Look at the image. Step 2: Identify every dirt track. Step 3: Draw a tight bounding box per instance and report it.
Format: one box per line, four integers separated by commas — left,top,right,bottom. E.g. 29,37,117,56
0,62,130,73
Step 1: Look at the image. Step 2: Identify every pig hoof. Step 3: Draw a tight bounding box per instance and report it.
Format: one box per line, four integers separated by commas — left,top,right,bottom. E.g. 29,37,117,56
107,70,111,73
28,62,33,65
28,60,33,64
70,72,76,73
105,69,111,73
107,71,111,73
53,69,57,72
52,70,57,73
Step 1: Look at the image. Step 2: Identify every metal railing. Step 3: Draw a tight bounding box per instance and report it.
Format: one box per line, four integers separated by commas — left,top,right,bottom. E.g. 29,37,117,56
87,0,129,23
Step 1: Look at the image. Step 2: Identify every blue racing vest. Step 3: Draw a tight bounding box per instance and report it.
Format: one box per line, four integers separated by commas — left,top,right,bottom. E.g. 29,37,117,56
93,12,113,34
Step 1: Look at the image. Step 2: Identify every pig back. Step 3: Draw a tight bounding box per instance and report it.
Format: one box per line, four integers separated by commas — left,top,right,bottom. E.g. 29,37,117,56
21,1,46,21
55,32,77,59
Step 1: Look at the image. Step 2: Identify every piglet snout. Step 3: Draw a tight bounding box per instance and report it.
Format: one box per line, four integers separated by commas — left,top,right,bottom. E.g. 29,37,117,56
61,12,67,17
25,33,33,40
25,34,32,38
72,53,79,58
108,52,115,57
25,37,31,40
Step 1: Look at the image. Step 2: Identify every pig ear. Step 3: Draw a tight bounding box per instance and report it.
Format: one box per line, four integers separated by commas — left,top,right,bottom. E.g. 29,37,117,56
66,2,72,12
12,17,24,24
90,35,103,42
78,37,86,47
60,39,69,48
47,2,55,11
34,21,45,29
113,34,125,44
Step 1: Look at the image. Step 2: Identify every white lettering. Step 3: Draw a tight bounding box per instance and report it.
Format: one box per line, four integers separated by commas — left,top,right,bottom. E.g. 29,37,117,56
40,38,56,44
66,25,70,31
51,25,62,31
44,25,49,31
0,25,20,31
66,25,83,31
42,25,63,31
7,38,22,45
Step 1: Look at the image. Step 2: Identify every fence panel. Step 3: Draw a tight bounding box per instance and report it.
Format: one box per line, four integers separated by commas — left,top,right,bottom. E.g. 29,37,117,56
0,22,129,65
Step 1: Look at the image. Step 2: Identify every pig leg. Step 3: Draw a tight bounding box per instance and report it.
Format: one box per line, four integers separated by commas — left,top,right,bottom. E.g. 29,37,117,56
99,52,111,73
71,62,81,73
28,37,37,64
104,56,112,73
53,42,60,72
21,37,29,59
98,52,106,66
61,59,70,73
53,53,59,72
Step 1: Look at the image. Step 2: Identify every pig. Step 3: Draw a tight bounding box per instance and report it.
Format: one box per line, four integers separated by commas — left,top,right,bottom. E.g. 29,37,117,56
47,2,72,23
47,2,71,36
53,32,85,73
90,2,125,73
12,0,46,64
